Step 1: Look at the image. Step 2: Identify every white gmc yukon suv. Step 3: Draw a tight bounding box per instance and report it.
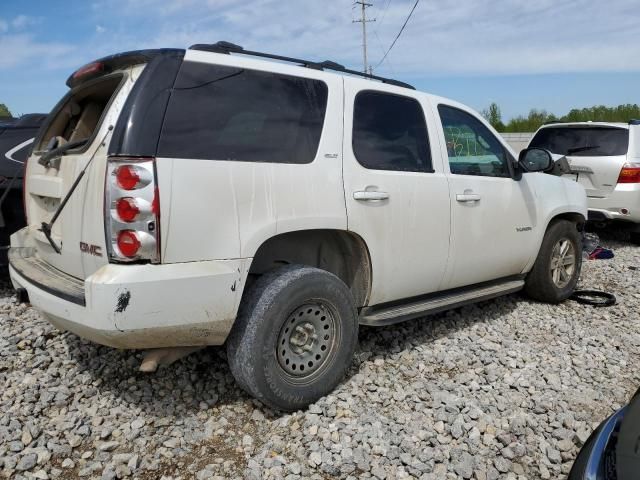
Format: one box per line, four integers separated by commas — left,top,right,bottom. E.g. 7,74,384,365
10,42,587,410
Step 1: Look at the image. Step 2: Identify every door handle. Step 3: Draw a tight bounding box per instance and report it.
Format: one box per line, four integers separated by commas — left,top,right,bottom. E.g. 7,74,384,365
353,191,390,201
456,193,481,202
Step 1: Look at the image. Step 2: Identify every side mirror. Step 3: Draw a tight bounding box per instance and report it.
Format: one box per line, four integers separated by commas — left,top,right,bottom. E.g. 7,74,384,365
518,147,553,172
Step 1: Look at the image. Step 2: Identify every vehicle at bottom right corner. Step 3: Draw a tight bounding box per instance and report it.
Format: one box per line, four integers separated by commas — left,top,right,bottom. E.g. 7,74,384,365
569,387,640,480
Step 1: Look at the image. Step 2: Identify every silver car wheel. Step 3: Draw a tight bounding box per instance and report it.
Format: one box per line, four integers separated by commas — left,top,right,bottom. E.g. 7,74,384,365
550,238,576,288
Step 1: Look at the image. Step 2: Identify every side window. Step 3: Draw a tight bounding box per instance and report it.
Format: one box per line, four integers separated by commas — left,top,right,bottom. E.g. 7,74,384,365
353,91,432,173
438,105,510,177
158,62,328,163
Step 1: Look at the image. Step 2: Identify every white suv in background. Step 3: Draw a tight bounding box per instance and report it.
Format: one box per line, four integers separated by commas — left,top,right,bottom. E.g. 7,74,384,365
529,121,640,243
10,41,587,410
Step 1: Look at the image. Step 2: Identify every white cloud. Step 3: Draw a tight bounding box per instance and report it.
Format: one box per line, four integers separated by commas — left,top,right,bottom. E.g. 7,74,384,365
11,15,41,30
0,34,76,70
86,0,640,77
5,0,640,78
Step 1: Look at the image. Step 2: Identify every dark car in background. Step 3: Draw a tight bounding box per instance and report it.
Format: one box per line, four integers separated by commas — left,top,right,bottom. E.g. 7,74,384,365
569,388,640,480
0,113,46,265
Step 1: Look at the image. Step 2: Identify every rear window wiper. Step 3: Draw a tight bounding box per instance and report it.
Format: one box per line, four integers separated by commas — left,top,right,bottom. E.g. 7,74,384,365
38,137,90,167
567,145,600,155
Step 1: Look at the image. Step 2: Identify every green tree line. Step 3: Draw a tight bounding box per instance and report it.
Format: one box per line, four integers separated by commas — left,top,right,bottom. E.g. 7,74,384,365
482,103,640,133
0,104,12,118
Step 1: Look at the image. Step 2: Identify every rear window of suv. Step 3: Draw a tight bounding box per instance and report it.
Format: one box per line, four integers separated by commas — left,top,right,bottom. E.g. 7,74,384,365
530,126,629,156
35,74,124,153
158,62,328,164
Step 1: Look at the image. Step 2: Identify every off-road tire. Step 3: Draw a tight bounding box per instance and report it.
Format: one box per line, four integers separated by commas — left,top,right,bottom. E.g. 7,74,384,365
226,265,358,411
525,220,582,303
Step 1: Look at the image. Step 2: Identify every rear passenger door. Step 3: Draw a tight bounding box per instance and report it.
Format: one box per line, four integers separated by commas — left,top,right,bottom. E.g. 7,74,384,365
343,81,451,305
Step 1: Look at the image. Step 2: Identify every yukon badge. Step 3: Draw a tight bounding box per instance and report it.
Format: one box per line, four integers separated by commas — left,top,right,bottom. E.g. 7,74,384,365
516,226,532,232
80,242,103,257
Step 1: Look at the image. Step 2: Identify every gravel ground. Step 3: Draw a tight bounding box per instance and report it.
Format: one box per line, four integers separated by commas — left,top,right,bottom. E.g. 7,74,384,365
1,230,639,480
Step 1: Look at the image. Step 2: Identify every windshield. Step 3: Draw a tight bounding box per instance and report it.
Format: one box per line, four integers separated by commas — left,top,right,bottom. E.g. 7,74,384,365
530,127,629,156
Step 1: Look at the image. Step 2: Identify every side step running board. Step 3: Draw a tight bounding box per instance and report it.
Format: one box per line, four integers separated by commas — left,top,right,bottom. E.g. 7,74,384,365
359,279,524,326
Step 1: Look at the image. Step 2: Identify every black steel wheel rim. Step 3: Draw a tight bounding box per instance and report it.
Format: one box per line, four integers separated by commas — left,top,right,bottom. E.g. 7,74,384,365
276,301,339,381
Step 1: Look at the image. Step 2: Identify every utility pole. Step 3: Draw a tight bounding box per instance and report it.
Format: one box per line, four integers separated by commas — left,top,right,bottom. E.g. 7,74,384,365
353,1,375,74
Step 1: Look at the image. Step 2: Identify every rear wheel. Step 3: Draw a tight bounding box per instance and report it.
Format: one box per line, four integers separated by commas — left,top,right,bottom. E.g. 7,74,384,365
226,265,358,411
525,220,582,303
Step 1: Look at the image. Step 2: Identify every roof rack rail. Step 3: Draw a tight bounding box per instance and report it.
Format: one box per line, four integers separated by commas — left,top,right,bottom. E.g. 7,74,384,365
188,41,415,90
543,120,628,126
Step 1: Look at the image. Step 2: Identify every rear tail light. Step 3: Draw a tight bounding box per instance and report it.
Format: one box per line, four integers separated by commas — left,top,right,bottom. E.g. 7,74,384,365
114,197,152,223
114,164,152,190
117,230,141,257
105,157,160,263
115,230,157,258
115,197,140,223
617,163,640,184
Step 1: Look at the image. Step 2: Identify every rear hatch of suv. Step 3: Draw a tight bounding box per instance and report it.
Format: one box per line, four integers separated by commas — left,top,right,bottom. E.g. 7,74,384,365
529,124,629,198
22,50,183,280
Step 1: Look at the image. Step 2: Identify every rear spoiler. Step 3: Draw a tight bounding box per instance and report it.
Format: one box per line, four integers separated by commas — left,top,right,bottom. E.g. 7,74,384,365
66,48,185,88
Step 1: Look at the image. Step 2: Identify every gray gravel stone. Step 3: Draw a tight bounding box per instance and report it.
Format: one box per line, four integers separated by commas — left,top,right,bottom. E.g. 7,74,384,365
16,453,37,471
98,441,119,452
453,451,474,478
0,231,638,479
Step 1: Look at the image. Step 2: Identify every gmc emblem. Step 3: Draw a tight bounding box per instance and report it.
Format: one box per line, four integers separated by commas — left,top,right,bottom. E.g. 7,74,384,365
80,242,103,257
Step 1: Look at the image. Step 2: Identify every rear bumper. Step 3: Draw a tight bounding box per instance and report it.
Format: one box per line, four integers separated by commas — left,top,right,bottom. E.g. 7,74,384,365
587,183,640,224
9,247,248,349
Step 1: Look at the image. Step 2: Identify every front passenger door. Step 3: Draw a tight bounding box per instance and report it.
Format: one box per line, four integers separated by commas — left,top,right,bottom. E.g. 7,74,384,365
435,103,538,290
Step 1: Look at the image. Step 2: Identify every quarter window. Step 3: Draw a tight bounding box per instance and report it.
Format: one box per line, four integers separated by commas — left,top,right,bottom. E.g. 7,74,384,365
353,91,432,172
438,105,510,177
158,62,328,163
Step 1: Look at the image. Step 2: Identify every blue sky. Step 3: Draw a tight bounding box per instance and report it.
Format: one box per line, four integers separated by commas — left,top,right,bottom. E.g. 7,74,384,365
1,0,639,121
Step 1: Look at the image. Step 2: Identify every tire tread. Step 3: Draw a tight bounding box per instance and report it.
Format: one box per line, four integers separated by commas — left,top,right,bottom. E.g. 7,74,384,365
525,219,582,303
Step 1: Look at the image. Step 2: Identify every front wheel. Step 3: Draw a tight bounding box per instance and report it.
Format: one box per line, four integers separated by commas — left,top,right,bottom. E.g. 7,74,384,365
226,265,358,411
525,220,582,303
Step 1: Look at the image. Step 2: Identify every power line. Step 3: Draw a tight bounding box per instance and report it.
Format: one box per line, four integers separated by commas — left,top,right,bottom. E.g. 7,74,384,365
376,0,420,68
376,0,392,28
373,29,396,76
